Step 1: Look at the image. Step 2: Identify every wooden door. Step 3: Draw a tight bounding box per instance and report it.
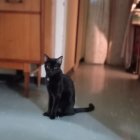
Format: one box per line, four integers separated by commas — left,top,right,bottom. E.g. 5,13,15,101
64,0,79,73
75,0,89,69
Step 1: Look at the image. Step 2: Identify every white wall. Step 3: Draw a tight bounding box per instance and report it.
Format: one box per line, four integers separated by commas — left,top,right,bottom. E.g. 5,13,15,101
54,0,67,71
41,0,67,77
54,0,67,58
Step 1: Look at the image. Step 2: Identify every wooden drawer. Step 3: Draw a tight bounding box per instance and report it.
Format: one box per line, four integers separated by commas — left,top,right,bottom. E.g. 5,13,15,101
0,0,40,12
0,13,41,62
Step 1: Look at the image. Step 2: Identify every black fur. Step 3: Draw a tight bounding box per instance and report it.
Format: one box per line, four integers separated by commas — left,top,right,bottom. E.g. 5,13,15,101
43,55,95,119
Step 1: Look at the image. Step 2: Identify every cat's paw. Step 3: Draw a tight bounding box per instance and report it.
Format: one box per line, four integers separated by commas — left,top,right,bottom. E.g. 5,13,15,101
43,112,49,117
57,113,64,117
49,115,55,120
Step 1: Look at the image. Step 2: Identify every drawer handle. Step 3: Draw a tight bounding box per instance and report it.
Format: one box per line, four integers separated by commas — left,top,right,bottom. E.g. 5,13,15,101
5,0,23,3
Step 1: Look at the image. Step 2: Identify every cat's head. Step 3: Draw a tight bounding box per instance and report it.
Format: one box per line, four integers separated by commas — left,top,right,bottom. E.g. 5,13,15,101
44,55,63,77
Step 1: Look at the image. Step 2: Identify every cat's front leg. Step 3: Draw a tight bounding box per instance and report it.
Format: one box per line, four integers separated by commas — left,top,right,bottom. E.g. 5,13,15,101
50,95,61,119
48,95,53,115
43,95,53,117
49,96,57,119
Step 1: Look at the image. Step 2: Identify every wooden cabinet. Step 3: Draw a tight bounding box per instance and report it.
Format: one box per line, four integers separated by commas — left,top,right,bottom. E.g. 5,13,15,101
0,14,40,62
0,0,45,97
0,0,40,12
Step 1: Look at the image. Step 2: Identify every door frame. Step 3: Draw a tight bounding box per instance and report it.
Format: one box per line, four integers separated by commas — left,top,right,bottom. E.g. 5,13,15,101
74,0,89,70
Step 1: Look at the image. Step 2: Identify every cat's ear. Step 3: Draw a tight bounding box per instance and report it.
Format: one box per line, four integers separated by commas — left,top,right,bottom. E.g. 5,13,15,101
44,54,50,62
57,56,63,65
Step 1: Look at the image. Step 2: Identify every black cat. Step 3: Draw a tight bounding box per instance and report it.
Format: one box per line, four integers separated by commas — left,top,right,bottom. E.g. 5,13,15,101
43,55,95,119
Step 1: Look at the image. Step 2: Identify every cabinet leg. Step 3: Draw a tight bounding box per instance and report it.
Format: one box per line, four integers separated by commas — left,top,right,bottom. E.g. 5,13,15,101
23,64,30,97
37,65,41,87
24,72,30,97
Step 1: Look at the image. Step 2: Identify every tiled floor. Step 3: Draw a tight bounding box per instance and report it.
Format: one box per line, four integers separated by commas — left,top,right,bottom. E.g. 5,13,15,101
0,64,140,140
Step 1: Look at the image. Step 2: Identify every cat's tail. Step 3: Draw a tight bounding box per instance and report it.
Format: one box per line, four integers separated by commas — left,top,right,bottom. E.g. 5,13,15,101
74,103,95,114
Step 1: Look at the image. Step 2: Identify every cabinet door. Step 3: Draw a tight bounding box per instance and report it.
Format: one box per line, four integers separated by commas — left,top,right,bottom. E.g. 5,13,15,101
0,0,40,12
0,13,40,62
